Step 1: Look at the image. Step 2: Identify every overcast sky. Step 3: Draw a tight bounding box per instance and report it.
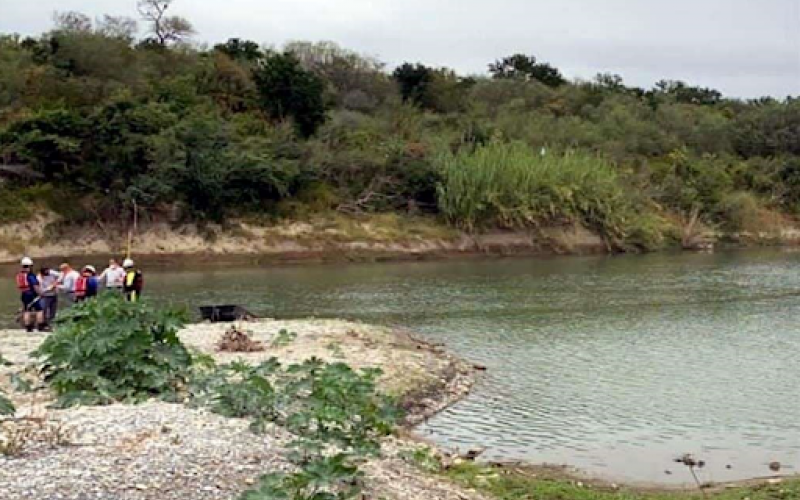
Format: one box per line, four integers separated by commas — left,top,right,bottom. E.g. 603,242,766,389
1,0,798,98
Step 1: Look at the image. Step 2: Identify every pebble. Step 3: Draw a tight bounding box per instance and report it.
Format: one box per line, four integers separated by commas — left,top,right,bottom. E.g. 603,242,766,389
0,320,483,500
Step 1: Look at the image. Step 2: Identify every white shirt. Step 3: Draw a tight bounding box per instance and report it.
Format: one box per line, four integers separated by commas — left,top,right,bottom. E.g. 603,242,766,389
39,271,61,297
59,270,81,293
101,266,126,288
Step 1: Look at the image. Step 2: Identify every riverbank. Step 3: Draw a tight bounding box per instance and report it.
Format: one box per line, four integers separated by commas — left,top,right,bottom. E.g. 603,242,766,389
0,319,485,500
3,212,800,266
0,213,622,265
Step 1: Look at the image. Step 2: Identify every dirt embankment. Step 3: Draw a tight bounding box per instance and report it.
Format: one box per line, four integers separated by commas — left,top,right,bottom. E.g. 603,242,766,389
0,319,487,500
0,213,611,264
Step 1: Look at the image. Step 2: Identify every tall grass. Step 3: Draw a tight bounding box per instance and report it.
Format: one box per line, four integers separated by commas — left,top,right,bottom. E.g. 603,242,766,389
436,141,661,247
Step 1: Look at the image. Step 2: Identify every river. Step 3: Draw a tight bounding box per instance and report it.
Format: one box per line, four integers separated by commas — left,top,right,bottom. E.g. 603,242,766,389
2,249,799,485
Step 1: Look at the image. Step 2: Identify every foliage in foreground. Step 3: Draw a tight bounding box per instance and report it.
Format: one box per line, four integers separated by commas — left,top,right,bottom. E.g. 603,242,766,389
190,357,399,499
33,294,192,407
240,455,364,500
445,462,800,500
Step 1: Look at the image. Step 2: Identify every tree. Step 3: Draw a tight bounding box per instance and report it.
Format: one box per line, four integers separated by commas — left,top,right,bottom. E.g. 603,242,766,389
198,52,258,113
489,54,566,87
654,80,722,106
285,41,393,111
594,73,625,91
392,63,471,112
1,109,88,181
137,0,195,46
252,52,328,137
214,38,263,62
53,11,93,33
0,35,33,108
392,63,435,106
96,15,139,42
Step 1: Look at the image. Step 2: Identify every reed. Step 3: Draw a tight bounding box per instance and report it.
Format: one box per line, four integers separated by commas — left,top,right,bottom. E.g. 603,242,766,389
436,141,638,241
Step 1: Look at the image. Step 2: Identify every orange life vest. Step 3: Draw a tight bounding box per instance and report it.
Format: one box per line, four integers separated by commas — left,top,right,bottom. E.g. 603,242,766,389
75,276,88,298
16,272,31,292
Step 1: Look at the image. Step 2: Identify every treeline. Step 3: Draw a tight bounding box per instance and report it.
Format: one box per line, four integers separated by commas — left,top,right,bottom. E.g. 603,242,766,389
1,3,799,250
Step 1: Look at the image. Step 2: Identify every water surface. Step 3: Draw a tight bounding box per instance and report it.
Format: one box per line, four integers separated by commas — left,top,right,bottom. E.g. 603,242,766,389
2,250,799,485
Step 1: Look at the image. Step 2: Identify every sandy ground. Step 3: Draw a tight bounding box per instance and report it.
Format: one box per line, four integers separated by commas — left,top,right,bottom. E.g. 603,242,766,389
0,319,486,500
0,214,611,264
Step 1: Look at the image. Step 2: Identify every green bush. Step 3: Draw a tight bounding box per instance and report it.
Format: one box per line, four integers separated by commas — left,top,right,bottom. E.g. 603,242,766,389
717,191,762,232
190,357,399,450
436,141,643,243
241,455,363,500
0,187,33,223
33,294,192,407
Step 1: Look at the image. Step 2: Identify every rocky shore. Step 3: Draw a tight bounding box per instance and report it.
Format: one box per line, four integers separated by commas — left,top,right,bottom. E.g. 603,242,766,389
0,319,486,500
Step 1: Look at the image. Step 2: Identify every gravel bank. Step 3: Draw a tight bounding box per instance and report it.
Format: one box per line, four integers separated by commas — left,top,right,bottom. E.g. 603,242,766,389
0,319,484,500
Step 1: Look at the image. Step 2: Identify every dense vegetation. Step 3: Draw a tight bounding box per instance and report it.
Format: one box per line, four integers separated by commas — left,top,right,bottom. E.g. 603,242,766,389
1,3,799,250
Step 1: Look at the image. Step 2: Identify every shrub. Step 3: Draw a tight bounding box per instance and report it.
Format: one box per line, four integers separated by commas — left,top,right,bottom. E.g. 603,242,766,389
190,357,399,449
0,187,33,223
253,51,328,137
436,141,644,244
33,294,192,407
717,191,762,232
241,455,363,500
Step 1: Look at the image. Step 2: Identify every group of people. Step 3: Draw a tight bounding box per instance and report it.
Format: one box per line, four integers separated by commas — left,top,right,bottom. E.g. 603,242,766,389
16,257,144,332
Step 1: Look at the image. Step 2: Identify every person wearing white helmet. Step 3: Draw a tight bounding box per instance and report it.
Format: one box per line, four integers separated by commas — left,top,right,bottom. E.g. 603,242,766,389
99,258,126,294
15,257,45,332
123,258,144,303
75,265,99,302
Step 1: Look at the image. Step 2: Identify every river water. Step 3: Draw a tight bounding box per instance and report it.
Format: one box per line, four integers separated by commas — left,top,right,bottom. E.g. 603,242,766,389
2,249,799,485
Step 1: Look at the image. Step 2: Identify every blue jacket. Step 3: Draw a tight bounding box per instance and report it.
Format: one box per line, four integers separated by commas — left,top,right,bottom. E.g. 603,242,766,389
86,276,99,297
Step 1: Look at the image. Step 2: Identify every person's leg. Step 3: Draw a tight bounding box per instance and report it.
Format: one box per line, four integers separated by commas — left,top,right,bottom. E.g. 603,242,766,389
36,309,47,331
21,295,35,332
23,312,33,331
40,297,52,325
49,296,59,322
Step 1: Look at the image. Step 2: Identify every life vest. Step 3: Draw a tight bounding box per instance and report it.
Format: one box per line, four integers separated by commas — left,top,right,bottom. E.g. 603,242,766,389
124,270,143,292
75,276,89,298
16,272,31,292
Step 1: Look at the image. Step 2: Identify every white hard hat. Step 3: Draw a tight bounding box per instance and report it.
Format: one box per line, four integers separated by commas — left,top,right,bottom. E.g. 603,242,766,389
123,259,134,268
20,257,33,266
84,265,97,274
